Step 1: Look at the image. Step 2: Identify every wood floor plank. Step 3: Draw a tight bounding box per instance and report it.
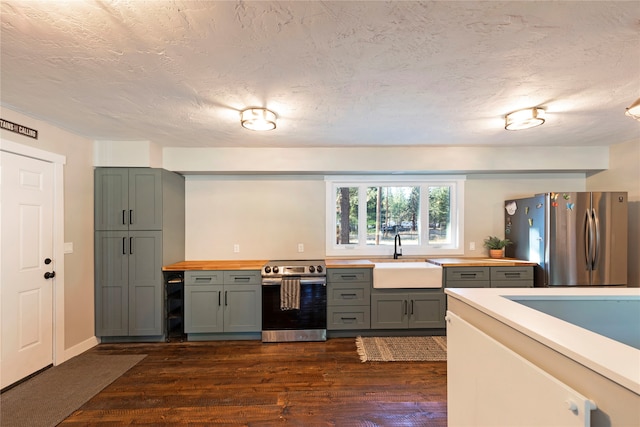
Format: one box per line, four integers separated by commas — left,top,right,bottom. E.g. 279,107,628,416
59,338,447,426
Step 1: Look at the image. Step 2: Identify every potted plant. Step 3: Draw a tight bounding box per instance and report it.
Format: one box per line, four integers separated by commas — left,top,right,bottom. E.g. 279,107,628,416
483,236,512,259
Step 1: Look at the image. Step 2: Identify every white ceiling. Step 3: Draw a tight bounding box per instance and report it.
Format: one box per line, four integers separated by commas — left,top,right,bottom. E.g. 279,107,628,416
1,1,639,149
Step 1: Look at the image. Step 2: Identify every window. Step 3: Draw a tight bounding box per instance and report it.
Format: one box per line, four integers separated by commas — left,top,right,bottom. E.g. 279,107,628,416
326,176,465,257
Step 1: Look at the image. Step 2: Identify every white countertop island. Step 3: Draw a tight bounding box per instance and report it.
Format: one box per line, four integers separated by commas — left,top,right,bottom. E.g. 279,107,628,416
445,287,640,427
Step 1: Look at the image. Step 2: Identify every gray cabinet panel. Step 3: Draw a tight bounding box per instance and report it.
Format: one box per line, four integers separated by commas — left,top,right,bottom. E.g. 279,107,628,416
328,306,371,330
371,289,446,330
327,269,372,283
184,285,223,333
446,267,490,282
95,231,129,336
328,283,370,306
223,270,261,285
224,286,261,332
327,268,372,331
184,271,262,335
94,167,185,340
129,169,163,231
185,271,224,285
95,169,129,231
409,292,446,328
371,293,407,329
128,231,163,335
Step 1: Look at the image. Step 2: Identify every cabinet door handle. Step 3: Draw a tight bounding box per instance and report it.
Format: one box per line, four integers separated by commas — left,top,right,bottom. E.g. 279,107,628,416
340,293,357,298
129,237,133,254
224,291,228,306
410,300,414,315
122,210,127,225
218,292,221,306
122,237,126,255
404,300,408,316
129,210,133,225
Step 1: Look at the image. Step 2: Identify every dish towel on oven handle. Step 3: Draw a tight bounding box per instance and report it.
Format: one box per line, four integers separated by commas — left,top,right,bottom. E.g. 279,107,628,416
280,277,301,310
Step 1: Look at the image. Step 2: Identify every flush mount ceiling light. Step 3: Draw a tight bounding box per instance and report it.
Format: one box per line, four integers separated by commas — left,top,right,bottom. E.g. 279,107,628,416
240,108,277,131
625,97,640,121
505,107,545,131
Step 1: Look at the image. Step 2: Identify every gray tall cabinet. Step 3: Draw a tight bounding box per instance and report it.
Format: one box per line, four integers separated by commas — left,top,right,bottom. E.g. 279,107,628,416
95,168,185,339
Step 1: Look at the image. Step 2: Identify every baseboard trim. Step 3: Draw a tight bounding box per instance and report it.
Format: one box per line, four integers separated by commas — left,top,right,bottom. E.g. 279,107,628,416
59,336,99,364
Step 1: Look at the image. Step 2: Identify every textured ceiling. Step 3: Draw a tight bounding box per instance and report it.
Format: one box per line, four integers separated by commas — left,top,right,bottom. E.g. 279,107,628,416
1,1,639,148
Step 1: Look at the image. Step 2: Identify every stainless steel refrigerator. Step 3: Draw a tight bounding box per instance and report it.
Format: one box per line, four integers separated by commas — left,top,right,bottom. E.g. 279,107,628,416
504,192,628,287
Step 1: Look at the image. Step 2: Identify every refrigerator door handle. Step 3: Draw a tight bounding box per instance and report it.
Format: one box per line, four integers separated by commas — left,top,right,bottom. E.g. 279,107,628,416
584,210,592,270
592,208,600,269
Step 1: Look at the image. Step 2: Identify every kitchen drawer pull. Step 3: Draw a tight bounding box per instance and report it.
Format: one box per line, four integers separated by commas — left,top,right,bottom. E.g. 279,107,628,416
195,277,213,282
233,277,250,282
340,293,358,298
340,317,357,322
460,273,477,278
504,272,521,278
340,275,358,280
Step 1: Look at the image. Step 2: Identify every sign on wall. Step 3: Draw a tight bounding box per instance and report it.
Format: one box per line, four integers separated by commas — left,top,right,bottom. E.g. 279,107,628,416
0,118,38,140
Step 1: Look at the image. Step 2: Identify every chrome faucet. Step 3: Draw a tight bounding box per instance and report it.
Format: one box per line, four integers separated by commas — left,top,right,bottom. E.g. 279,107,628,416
393,233,402,259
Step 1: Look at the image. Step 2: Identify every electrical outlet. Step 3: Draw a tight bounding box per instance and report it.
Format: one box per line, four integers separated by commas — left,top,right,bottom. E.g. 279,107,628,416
469,241,476,251
297,243,304,253
233,244,240,253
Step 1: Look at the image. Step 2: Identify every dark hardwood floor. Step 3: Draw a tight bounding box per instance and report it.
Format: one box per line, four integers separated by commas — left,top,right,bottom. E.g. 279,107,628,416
59,338,447,426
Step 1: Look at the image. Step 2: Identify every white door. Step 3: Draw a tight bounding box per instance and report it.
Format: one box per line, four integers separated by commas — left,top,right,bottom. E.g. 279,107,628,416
1,151,55,389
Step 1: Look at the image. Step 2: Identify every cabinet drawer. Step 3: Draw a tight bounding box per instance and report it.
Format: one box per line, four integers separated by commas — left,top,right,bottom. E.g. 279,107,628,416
445,280,489,288
491,267,534,281
446,267,490,281
185,270,224,285
223,270,261,285
327,306,371,330
328,283,370,306
327,268,372,283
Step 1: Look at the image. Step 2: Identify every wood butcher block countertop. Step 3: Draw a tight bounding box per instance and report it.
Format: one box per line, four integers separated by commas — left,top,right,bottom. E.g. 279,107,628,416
426,258,537,267
325,259,375,269
163,260,268,271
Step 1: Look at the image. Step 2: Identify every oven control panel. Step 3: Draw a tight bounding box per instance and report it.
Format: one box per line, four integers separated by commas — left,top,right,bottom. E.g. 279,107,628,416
263,260,326,277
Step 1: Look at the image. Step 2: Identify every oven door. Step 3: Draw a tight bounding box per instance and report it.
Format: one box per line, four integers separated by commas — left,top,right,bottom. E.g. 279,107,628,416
261,277,327,335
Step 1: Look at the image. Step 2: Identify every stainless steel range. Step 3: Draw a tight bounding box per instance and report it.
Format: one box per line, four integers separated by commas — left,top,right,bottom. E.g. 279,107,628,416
261,260,327,342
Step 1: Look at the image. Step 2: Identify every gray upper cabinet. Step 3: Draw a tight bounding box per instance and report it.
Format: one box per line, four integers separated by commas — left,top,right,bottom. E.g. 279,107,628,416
95,168,163,231
94,167,185,339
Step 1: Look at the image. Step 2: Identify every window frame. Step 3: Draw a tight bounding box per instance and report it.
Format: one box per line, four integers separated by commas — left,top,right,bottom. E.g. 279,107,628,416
325,175,465,257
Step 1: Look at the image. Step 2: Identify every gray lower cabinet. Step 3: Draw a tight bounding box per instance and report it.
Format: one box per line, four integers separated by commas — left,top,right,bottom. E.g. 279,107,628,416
184,270,261,337
444,266,534,288
371,290,446,329
95,230,163,336
327,268,372,330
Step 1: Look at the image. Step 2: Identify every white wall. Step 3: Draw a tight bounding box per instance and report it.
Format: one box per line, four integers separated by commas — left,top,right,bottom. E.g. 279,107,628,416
587,139,640,287
184,173,587,260
0,108,95,353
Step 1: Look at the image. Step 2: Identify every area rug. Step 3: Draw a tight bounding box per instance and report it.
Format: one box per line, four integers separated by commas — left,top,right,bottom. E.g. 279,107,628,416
0,353,146,427
356,336,447,362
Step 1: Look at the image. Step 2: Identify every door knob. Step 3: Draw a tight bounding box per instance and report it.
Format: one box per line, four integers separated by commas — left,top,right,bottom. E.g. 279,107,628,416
44,258,52,265
44,271,56,279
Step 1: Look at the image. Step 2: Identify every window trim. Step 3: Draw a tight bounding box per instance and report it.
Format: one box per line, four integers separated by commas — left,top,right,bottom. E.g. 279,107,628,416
325,175,465,257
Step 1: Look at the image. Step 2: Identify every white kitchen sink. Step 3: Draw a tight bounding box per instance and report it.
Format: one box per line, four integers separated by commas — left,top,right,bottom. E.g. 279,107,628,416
373,262,443,288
